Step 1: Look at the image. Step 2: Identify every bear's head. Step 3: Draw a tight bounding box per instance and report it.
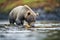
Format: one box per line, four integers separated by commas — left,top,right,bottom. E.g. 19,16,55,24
25,11,36,25
24,5,39,27
24,5,39,23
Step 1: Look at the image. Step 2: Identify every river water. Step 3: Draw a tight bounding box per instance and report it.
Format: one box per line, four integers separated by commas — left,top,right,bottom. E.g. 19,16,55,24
0,20,60,40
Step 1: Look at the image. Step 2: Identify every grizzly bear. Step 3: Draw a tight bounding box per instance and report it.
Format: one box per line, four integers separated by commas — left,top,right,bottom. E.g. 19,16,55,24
9,5,37,27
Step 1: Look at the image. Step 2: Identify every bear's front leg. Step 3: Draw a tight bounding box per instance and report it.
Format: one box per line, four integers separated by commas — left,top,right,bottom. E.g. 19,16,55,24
9,17,15,25
16,19,24,26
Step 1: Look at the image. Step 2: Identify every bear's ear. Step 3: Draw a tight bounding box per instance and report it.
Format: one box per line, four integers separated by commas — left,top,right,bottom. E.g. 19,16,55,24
27,12,30,16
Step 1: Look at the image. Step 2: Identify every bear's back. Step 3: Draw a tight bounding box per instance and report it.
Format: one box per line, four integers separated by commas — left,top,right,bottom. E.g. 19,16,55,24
9,6,29,19
13,6,27,14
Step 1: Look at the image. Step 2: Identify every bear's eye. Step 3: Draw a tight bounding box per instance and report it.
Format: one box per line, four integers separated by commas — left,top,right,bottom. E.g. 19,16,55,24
28,12,30,15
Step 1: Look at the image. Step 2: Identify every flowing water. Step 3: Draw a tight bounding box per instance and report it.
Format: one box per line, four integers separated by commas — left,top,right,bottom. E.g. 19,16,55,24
0,20,60,40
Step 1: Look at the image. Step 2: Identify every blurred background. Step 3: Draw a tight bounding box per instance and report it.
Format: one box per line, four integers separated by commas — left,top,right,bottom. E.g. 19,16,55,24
0,0,60,21
0,0,60,40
